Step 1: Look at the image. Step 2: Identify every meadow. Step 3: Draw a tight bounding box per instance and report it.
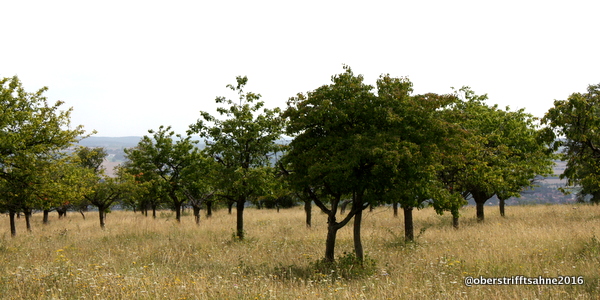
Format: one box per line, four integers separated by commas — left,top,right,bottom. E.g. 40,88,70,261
0,204,599,299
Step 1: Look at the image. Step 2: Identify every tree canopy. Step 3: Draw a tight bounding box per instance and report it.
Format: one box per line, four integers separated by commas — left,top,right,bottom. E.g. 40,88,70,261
543,83,600,202
0,75,88,235
188,76,284,240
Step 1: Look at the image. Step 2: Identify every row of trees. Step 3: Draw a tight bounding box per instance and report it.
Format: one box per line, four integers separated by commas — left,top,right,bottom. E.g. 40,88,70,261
1,70,597,264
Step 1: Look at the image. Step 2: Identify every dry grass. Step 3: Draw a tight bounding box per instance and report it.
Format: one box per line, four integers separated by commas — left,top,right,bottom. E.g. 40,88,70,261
1,204,599,299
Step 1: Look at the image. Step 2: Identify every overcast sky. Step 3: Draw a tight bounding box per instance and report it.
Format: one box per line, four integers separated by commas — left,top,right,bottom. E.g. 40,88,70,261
2,0,599,137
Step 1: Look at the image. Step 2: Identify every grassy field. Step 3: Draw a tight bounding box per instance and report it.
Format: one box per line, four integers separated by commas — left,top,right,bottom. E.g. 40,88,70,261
1,204,599,299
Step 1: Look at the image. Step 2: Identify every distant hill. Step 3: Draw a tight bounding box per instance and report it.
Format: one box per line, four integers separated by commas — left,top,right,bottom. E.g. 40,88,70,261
77,136,142,149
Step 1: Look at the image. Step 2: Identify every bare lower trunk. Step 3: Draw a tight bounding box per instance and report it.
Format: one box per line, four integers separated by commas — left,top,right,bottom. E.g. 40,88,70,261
393,202,398,217
452,215,459,229
476,202,485,223
324,216,338,263
24,209,32,232
193,206,201,225
403,206,414,242
43,210,50,224
472,191,491,223
499,198,505,217
9,211,17,237
236,199,245,240
304,200,312,228
228,201,234,214
175,203,182,223
353,208,364,262
206,201,213,218
152,205,157,219
99,209,106,230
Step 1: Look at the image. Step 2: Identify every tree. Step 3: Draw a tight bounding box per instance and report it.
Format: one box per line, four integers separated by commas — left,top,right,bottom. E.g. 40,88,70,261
76,146,134,229
284,67,430,261
179,151,216,225
375,76,463,241
543,83,600,202
35,153,95,224
0,75,87,236
446,88,554,222
124,126,205,223
188,76,284,240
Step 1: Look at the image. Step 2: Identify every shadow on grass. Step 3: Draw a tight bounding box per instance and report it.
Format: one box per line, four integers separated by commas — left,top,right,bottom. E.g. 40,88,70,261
272,252,377,282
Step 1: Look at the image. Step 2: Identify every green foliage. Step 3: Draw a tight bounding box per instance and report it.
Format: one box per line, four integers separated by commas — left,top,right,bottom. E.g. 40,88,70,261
123,126,210,222
543,83,600,202
75,146,107,173
283,66,468,258
74,147,139,228
188,76,284,239
439,87,555,218
0,76,88,232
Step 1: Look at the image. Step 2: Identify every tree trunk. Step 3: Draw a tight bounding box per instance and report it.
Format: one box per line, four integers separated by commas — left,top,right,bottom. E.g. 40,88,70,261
452,215,459,229
324,215,338,263
99,209,106,230
304,200,312,228
206,201,213,218
24,209,32,232
403,206,414,242
152,205,157,219
471,190,492,223
369,204,374,212
393,202,398,217
175,202,181,223
499,198,506,217
57,207,67,219
9,211,17,237
228,201,234,214
43,210,50,224
476,201,485,223
353,207,364,262
236,199,245,240
193,206,201,225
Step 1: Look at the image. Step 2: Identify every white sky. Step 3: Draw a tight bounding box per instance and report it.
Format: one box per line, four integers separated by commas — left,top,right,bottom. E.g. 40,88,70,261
2,0,599,137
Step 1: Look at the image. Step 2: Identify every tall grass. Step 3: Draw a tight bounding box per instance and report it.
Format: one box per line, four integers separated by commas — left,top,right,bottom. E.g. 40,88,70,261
0,204,598,299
